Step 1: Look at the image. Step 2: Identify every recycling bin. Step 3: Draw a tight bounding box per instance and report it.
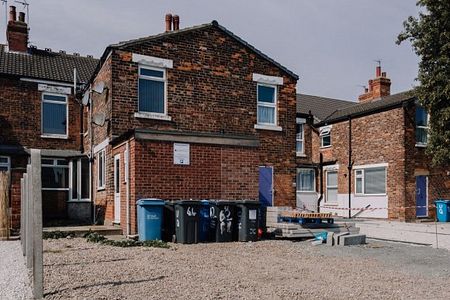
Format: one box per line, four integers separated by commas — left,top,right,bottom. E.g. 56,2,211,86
162,201,176,242
209,200,236,242
435,200,450,222
198,200,211,242
174,200,200,244
236,200,260,242
136,198,165,241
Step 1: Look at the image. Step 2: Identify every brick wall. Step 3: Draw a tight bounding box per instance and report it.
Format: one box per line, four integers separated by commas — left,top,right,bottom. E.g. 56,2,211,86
0,77,81,150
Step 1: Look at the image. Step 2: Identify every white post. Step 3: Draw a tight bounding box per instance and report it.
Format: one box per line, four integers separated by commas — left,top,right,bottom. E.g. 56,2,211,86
20,178,25,256
31,149,43,299
25,166,33,269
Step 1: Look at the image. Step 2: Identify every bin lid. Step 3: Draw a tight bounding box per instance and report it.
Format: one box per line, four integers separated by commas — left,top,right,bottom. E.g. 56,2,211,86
435,200,450,203
210,200,236,205
200,200,210,205
236,200,260,205
136,198,165,206
174,200,201,205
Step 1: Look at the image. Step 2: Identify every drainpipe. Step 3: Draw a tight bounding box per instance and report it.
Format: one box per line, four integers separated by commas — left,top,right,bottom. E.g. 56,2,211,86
317,153,324,212
347,117,353,218
126,141,130,236
89,87,96,224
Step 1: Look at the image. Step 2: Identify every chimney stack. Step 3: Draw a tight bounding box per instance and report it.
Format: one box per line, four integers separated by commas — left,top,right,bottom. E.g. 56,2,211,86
358,65,391,103
165,14,173,32
173,15,180,31
7,6,28,52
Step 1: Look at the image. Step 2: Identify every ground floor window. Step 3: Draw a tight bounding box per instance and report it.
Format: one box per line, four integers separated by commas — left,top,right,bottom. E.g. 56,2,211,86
70,158,90,201
355,166,387,195
297,168,315,192
41,158,69,190
0,156,10,171
326,171,338,203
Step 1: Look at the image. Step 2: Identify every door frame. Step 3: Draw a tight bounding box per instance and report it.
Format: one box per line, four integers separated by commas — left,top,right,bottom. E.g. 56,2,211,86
416,175,428,218
259,166,274,206
113,154,121,224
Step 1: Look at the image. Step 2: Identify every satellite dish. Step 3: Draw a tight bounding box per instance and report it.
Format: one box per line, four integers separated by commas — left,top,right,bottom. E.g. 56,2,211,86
92,113,106,127
92,81,105,94
82,92,90,106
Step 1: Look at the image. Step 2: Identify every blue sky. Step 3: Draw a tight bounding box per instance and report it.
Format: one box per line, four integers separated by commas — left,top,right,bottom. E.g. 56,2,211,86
0,0,420,100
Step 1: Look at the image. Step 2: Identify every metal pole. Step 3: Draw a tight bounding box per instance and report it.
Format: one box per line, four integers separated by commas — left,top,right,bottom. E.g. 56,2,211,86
348,117,352,219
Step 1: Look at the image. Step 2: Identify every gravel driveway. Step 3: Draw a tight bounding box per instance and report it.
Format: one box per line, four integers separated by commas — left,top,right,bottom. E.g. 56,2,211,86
0,240,32,300
43,238,450,299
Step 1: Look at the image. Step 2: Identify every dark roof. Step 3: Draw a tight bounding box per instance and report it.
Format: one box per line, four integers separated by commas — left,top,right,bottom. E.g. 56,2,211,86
297,94,357,121
0,44,98,83
93,21,298,82
318,91,415,125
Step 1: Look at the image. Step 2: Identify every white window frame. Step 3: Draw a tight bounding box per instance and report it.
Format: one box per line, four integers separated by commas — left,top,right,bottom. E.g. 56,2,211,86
354,163,387,196
325,170,338,204
320,126,332,148
415,106,429,147
0,156,11,171
296,121,305,156
69,158,90,202
135,66,170,120
41,158,69,191
296,168,315,193
97,149,106,191
256,83,277,126
124,149,128,183
41,92,69,139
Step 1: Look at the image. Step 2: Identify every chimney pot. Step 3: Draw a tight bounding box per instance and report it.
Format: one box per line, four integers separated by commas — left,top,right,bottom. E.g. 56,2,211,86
382,72,386,77
18,12,25,23
376,66,381,77
165,14,173,32
9,6,16,22
173,15,180,31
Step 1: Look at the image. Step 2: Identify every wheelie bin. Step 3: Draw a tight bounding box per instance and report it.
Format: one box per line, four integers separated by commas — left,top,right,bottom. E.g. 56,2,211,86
209,200,236,242
174,200,200,244
236,200,260,242
136,199,165,241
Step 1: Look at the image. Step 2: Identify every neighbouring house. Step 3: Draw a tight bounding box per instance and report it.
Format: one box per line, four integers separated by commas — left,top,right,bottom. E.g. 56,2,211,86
296,66,450,221
295,94,356,211
85,15,298,235
0,6,98,228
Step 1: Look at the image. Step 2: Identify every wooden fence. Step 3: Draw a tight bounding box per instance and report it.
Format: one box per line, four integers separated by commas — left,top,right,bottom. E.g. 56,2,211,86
0,171,10,240
20,149,43,299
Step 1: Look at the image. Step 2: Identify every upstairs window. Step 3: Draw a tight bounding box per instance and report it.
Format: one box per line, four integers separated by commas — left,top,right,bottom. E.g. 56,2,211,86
320,126,332,148
355,166,387,195
296,123,304,154
416,106,429,146
257,84,277,125
138,66,166,115
42,93,68,137
0,156,10,171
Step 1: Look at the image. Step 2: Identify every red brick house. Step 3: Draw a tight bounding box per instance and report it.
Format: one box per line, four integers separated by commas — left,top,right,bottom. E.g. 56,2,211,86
85,16,298,235
297,66,450,221
0,6,97,228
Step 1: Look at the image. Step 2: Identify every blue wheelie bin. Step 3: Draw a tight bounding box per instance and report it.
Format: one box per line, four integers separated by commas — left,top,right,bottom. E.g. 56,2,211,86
136,199,165,241
435,200,450,222
198,200,211,242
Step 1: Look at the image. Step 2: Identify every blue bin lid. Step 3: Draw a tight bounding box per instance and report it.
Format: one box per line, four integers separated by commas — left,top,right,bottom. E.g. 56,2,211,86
200,200,210,205
136,198,165,206
435,200,450,204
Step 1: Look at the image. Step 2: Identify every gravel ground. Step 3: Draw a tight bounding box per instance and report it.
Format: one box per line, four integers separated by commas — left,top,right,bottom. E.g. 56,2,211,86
43,238,450,300
0,240,32,300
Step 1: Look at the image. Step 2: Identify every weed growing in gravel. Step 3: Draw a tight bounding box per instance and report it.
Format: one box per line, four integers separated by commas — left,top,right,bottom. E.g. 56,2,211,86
43,231,76,239
84,231,169,249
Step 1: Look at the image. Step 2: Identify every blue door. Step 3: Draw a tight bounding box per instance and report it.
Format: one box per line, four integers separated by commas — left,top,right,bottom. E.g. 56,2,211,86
416,176,427,217
259,166,273,206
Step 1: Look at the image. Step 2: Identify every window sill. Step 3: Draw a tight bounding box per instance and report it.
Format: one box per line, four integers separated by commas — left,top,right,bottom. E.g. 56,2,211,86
323,202,338,206
67,199,91,203
415,143,427,148
320,146,332,150
355,194,387,197
134,112,172,121
41,134,68,140
296,152,306,157
254,124,282,131
296,190,316,194
97,187,106,192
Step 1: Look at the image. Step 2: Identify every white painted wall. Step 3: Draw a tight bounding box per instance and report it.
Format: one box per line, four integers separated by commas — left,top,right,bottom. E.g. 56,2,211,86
321,194,388,218
296,192,319,212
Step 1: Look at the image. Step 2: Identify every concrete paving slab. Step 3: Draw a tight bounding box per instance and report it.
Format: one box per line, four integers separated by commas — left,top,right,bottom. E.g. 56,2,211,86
339,234,366,246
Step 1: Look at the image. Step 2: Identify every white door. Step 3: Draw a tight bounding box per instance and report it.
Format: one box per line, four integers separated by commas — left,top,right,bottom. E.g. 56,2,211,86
114,154,121,224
